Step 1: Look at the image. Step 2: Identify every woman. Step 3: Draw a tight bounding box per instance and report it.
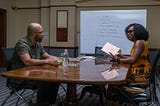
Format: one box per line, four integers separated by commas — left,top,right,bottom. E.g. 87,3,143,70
106,23,151,105
110,23,151,83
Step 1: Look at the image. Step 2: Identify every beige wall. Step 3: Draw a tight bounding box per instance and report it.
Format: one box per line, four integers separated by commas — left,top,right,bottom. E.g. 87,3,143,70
0,0,9,10
50,6,76,47
0,0,160,48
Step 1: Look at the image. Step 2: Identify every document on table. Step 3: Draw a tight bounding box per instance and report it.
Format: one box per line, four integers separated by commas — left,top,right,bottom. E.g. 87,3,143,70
101,42,121,55
101,69,119,80
81,56,95,60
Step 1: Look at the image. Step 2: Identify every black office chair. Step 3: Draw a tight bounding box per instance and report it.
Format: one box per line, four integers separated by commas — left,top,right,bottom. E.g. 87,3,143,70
115,49,160,105
1,48,37,106
78,47,108,106
95,46,105,57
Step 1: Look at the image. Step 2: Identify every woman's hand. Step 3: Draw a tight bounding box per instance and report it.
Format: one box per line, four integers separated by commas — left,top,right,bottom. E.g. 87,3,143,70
109,52,119,62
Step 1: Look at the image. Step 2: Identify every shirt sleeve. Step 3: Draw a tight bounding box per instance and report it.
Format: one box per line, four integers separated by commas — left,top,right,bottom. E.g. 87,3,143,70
15,41,30,56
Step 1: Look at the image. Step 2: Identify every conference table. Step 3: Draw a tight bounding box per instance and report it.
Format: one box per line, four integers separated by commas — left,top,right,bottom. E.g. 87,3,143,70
1,58,130,106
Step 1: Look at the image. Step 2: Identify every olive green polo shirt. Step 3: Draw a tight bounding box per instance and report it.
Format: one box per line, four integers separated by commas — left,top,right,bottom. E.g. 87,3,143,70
11,36,46,69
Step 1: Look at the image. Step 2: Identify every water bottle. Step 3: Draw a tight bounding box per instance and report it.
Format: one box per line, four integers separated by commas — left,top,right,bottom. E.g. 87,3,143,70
63,49,69,67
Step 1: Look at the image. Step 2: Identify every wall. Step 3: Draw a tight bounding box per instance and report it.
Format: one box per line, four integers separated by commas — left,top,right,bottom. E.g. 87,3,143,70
50,6,76,47
0,0,160,49
7,0,41,47
0,0,9,10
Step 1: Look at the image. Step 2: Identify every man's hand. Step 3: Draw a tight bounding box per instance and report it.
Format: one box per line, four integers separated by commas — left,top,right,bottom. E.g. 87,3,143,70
46,58,58,66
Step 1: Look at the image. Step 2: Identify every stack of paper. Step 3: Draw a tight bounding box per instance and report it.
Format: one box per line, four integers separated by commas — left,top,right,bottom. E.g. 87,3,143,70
101,42,121,55
101,69,119,80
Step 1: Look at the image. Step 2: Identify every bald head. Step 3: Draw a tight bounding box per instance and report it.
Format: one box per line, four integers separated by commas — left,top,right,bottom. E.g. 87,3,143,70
27,23,45,43
27,23,43,36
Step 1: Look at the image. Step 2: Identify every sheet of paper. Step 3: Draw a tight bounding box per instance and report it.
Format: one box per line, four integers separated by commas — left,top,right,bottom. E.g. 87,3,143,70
81,56,95,60
101,42,120,55
101,69,119,80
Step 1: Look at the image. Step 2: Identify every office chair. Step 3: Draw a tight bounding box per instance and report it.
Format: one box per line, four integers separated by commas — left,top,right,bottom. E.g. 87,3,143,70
114,49,160,105
95,46,105,57
78,47,108,106
1,48,37,106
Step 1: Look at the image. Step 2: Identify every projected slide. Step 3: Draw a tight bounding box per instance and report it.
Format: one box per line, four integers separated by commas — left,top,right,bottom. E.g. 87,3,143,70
80,9,146,55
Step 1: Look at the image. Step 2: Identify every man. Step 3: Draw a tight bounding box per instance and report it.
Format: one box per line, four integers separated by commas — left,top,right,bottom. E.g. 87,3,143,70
11,23,59,106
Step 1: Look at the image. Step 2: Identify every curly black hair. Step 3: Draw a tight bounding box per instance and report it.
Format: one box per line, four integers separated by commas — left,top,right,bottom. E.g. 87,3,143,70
125,23,149,41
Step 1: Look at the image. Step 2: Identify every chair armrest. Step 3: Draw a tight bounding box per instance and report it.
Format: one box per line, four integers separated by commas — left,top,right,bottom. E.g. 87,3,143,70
123,86,145,93
126,82,149,88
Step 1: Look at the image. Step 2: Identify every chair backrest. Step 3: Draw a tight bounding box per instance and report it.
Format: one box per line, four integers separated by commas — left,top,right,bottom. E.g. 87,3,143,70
95,46,104,57
1,48,14,71
148,49,160,84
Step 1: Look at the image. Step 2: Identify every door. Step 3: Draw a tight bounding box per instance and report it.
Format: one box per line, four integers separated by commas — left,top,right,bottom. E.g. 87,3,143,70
0,9,7,68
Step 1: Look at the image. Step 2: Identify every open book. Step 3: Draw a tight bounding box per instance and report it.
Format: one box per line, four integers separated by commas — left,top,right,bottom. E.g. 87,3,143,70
101,42,121,56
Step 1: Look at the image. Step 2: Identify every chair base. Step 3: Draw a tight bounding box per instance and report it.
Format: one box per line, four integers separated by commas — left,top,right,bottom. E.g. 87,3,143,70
1,89,36,106
79,85,107,106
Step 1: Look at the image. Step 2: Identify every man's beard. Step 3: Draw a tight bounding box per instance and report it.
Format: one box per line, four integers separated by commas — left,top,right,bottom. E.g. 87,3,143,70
35,35,43,42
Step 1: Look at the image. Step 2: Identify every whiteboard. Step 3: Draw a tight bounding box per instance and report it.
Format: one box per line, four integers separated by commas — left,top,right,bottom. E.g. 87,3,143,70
80,9,146,55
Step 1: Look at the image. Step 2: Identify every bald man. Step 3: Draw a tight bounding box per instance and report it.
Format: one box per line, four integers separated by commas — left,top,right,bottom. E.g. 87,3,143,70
11,23,60,106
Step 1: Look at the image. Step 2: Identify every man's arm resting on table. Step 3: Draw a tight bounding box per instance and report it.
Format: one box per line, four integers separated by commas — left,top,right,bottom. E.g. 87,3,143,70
19,53,58,66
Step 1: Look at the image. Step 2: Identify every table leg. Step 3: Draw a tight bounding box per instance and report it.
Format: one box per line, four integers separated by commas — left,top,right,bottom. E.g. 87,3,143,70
65,83,78,106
